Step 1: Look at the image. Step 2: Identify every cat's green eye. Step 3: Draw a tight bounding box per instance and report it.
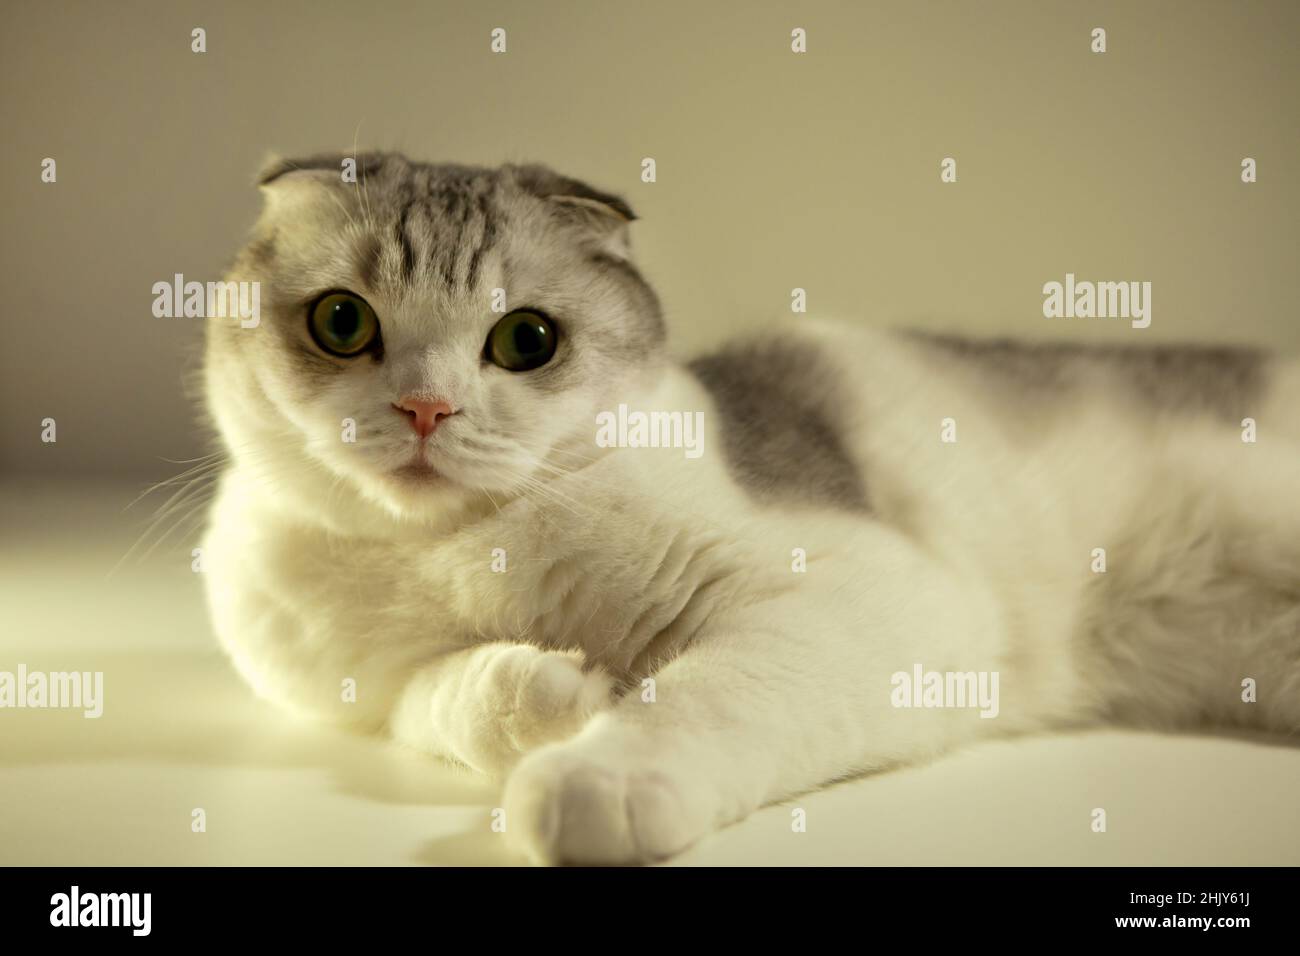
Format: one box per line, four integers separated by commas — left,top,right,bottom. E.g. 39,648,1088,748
309,292,380,357
486,309,558,371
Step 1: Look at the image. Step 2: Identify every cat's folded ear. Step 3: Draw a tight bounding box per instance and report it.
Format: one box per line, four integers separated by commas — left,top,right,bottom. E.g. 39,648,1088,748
256,151,390,187
254,152,388,223
508,164,637,255
508,164,636,221
253,153,342,220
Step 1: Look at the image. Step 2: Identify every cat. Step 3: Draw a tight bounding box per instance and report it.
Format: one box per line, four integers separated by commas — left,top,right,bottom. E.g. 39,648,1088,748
200,152,1300,865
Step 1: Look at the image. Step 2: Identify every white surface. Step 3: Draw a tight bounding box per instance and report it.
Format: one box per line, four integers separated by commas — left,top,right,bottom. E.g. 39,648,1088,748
3,478,1298,865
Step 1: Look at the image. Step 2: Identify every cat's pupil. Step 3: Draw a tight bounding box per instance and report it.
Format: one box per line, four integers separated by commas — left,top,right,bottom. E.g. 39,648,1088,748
329,301,360,341
513,320,543,354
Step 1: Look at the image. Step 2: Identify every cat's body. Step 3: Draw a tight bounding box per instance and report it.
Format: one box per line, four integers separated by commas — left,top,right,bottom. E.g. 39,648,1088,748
202,154,1300,864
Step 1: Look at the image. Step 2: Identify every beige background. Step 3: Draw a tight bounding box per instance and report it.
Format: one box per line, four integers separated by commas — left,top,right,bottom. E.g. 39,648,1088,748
2,1,1298,867
2,0,1297,477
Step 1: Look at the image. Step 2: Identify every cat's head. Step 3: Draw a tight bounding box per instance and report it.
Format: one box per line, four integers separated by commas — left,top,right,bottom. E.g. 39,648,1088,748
205,152,664,523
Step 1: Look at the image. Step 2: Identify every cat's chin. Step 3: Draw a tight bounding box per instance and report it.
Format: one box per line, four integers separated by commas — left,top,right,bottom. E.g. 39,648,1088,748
364,457,498,522
363,467,468,523
380,460,459,507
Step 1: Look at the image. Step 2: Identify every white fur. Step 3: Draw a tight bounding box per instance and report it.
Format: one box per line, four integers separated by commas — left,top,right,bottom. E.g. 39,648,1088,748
203,317,1300,865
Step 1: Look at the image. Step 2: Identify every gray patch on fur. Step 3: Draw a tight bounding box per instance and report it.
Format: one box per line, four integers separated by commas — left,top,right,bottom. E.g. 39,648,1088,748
689,340,869,511
910,331,1267,422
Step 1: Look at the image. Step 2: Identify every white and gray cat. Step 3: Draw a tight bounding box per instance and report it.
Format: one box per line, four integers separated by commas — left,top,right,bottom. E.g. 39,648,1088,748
201,153,1300,864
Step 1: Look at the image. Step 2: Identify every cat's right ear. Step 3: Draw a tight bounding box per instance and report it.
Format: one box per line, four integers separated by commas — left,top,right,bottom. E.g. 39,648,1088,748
256,151,387,187
254,153,360,220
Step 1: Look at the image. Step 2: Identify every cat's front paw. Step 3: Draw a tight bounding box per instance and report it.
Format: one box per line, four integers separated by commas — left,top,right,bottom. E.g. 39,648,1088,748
502,725,715,865
444,646,614,776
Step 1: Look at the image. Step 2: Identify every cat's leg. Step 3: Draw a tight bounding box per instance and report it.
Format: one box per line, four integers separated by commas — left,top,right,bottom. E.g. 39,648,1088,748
502,542,1009,864
390,643,615,776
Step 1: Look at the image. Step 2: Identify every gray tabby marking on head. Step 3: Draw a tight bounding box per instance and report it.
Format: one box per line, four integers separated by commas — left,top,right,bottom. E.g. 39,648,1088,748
237,152,666,408
259,153,511,295
909,331,1268,423
690,340,869,512
256,155,659,321
466,191,497,291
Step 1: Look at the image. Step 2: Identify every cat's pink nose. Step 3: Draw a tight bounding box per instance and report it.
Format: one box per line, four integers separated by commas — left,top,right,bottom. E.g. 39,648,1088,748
393,397,455,439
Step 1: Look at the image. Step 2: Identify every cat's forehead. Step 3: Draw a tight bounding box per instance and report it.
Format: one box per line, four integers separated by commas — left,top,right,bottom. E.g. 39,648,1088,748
245,154,647,327
368,158,502,210
255,158,528,302
362,161,511,295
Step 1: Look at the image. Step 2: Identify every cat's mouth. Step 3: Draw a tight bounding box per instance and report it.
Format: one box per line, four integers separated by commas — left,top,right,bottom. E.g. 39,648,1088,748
390,459,443,484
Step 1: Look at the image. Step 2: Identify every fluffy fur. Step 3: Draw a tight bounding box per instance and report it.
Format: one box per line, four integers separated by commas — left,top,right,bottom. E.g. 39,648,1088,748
201,153,1300,864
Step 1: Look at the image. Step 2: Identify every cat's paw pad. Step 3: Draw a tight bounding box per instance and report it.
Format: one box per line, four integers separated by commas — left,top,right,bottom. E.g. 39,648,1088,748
503,739,706,865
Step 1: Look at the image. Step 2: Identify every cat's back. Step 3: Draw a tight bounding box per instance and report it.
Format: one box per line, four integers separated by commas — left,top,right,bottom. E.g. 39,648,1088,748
686,327,875,512
684,319,1298,555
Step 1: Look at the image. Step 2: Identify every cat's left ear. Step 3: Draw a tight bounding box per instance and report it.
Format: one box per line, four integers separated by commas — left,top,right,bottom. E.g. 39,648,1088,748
509,164,637,256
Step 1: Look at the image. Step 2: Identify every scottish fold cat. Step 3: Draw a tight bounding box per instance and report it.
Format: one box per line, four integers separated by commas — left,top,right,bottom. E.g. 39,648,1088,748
201,153,1300,864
